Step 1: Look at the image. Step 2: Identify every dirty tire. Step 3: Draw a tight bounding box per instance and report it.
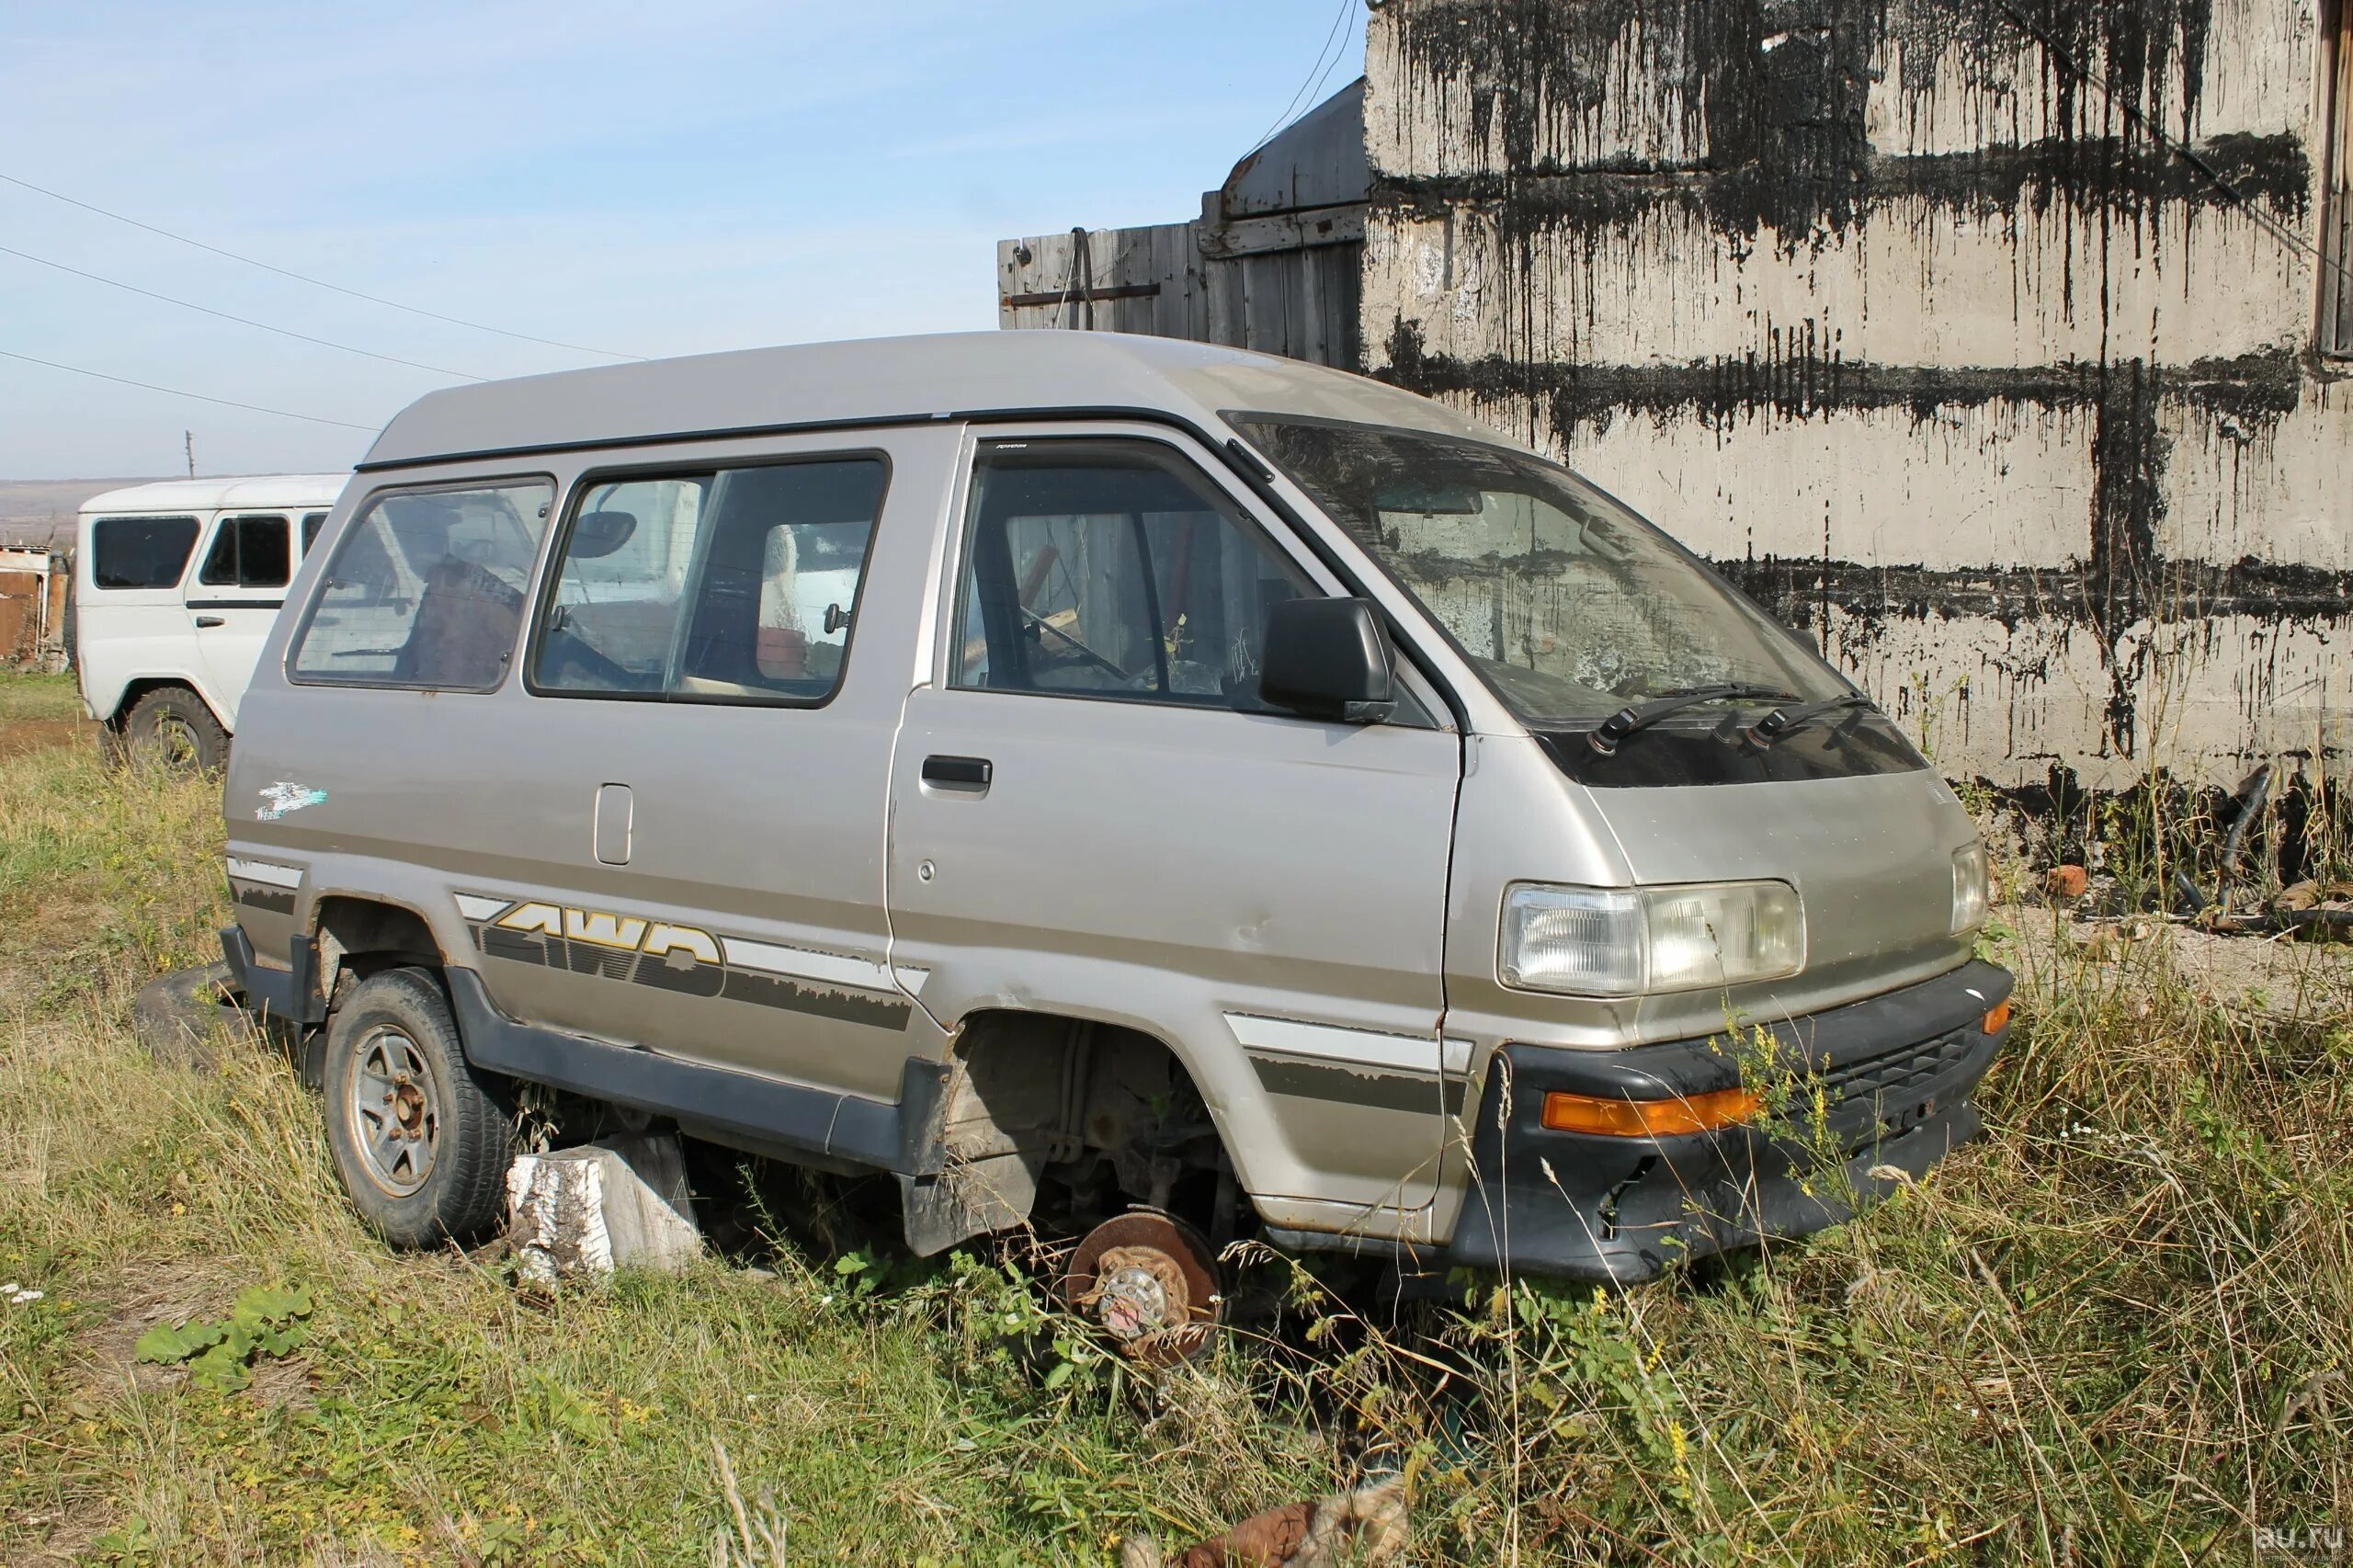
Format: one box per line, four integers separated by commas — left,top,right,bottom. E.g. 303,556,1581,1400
131,961,244,1071
323,968,513,1249
121,686,227,773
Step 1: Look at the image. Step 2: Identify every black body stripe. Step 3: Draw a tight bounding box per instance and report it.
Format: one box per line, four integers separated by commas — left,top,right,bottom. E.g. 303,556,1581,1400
1251,1053,1466,1117
231,883,295,915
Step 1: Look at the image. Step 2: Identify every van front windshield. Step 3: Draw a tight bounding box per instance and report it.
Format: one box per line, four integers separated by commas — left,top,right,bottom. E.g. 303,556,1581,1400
1226,415,1848,727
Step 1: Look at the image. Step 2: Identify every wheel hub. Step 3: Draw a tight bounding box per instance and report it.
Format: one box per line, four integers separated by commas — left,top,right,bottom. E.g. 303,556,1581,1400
1060,1210,1222,1364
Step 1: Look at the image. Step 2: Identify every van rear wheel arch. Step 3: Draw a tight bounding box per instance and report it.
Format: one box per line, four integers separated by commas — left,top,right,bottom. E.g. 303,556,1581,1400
311,895,449,1010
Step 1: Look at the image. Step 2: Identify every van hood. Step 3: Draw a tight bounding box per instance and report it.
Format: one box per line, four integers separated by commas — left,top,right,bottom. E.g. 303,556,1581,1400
1582,765,1982,1040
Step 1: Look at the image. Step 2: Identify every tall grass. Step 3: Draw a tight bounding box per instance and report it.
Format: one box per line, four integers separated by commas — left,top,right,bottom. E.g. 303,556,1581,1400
0,671,2345,1562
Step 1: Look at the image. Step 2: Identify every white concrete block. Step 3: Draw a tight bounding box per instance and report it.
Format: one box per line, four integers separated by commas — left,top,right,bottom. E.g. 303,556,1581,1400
506,1135,701,1284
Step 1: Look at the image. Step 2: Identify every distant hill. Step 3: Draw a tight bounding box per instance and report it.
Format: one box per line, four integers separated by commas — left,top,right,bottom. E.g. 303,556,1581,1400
0,480,171,551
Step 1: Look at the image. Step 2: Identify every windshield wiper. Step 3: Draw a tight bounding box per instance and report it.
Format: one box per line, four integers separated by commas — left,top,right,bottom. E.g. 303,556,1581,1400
1586,684,1800,756
1748,690,1874,745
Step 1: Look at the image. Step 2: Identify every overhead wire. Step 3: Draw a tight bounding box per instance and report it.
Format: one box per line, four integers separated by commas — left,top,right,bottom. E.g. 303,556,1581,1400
0,168,644,361
1984,0,2353,296
1245,0,1356,156
0,242,488,381
0,347,381,430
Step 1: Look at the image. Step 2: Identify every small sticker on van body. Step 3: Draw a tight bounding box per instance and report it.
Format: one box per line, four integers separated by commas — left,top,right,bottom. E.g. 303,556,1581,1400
256,782,327,821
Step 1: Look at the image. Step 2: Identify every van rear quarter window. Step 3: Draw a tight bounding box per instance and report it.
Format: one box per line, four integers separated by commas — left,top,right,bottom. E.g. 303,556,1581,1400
531,458,886,704
91,515,200,589
289,480,551,689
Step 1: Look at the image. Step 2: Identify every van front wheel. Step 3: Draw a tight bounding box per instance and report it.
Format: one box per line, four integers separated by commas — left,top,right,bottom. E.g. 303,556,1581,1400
323,968,512,1248
121,686,227,773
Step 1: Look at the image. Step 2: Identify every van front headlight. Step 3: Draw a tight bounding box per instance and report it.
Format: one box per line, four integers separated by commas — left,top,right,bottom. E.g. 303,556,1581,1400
1499,881,1805,997
1950,841,1991,934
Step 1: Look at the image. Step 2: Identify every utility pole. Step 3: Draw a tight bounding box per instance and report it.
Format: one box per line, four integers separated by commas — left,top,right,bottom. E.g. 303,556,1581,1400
185,430,195,478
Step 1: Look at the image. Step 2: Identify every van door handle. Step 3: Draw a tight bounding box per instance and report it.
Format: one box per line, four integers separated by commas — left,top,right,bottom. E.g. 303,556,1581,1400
921,755,992,791
195,615,225,628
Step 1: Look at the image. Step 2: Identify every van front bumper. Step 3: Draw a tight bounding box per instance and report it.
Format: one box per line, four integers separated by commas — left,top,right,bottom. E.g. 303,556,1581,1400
1447,959,2013,1284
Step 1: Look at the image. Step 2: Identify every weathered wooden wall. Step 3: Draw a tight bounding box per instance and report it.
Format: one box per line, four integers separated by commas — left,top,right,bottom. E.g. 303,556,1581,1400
998,216,1364,368
1000,82,1369,367
1362,0,2353,789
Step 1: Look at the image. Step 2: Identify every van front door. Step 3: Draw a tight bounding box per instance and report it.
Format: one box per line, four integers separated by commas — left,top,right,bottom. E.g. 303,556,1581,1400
885,431,1463,1233
186,513,293,727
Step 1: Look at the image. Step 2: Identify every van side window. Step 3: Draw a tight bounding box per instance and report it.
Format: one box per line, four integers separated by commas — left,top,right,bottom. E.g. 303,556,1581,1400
198,515,291,588
953,441,1311,705
289,480,551,689
90,516,200,589
301,512,328,553
532,459,885,704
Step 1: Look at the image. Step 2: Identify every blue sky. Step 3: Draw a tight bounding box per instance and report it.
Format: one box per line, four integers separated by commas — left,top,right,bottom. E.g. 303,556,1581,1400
0,0,1364,479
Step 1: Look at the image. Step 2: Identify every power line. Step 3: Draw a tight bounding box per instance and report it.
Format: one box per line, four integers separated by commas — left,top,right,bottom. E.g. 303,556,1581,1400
0,169,644,361
1246,0,1356,156
1301,38,1357,131
0,347,380,431
1984,0,2353,295
0,242,487,381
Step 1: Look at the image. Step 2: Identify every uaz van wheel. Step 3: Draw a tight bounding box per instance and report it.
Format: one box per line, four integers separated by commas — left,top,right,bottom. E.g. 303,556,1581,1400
322,968,513,1248
122,686,227,773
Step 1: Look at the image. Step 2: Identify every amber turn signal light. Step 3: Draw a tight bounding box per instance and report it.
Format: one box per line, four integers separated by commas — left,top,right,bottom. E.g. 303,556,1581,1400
1982,1000,2013,1034
1540,1085,1760,1138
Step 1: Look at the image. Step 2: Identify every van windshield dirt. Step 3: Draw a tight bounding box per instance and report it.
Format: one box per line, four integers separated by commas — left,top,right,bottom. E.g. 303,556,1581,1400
1226,415,1849,728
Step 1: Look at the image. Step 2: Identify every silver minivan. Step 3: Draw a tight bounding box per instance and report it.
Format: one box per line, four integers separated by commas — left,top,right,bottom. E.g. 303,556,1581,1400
222,332,2011,1342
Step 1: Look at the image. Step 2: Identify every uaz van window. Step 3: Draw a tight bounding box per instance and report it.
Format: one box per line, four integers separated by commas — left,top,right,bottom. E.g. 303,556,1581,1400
1229,415,1929,783
91,516,200,589
531,458,885,704
199,515,291,589
290,481,551,689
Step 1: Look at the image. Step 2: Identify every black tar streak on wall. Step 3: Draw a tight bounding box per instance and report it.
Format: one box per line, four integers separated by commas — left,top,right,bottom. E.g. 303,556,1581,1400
1367,0,2341,766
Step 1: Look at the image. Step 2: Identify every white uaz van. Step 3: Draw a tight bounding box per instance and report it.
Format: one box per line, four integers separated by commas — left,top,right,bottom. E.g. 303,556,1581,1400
76,475,347,768
220,334,2010,1345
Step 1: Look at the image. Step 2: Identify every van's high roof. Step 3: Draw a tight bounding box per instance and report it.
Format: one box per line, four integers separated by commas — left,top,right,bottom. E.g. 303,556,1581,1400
363,331,1512,471
79,474,350,516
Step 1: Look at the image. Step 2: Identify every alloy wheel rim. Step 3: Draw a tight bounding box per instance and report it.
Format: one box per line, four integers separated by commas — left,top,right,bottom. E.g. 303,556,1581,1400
347,1026,440,1197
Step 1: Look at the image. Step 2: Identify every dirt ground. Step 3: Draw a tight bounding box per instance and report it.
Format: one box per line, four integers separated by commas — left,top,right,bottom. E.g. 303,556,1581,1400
1998,900,2353,1022
0,718,98,760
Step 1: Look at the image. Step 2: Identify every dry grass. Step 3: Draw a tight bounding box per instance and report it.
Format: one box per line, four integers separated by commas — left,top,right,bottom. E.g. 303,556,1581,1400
1,669,2347,1562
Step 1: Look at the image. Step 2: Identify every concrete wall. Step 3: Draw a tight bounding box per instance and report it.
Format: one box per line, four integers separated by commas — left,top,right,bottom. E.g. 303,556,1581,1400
1361,0,2351,788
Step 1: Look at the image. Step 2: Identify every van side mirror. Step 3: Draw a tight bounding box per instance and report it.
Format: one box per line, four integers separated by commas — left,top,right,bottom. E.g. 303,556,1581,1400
569,509,639,560
1258,597,1395,723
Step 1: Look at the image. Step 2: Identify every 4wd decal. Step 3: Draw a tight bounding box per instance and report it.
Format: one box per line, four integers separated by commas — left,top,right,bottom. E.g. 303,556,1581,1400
456,895,911,1032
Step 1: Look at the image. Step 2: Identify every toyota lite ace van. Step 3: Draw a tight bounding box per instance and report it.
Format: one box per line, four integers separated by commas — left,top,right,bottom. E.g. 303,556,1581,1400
220,332,2010,1344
